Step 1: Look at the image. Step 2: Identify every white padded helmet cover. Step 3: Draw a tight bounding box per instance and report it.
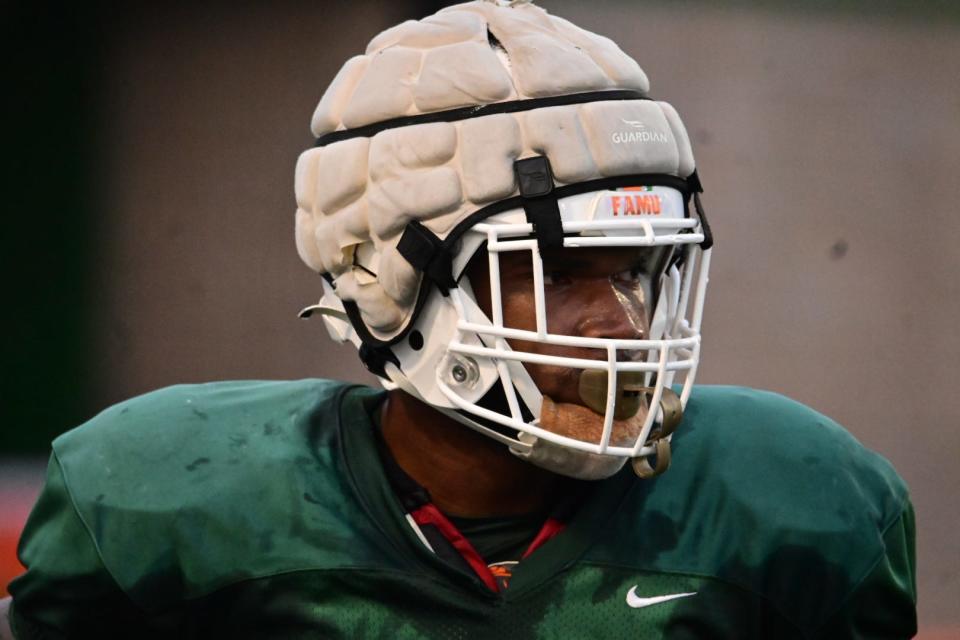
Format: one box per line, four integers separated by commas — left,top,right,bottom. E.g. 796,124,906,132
295,0,697,338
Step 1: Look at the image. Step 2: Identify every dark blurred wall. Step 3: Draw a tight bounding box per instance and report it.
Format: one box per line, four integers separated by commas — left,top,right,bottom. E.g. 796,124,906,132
4,0,958,631
86,1,412,401
2,0,434,453
2,4,101,452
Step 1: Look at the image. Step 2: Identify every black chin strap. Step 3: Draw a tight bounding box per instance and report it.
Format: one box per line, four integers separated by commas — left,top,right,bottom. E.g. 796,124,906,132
395,220,456,295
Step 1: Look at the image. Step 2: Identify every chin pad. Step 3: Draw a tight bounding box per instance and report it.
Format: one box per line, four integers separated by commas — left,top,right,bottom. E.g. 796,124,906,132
511,432,628,480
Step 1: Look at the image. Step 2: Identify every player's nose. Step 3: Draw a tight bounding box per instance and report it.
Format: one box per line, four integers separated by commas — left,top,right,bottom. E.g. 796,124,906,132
572,277,648,341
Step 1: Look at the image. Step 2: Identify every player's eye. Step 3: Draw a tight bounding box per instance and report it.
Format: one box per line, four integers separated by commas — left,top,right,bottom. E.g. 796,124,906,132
543,271,572,286
613,266,643,284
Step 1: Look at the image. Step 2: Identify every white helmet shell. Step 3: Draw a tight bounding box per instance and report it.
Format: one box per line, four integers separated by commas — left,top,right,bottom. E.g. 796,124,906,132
295,0,696,337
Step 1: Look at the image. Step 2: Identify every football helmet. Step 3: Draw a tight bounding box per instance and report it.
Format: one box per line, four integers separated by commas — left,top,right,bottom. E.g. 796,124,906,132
295,0,712,479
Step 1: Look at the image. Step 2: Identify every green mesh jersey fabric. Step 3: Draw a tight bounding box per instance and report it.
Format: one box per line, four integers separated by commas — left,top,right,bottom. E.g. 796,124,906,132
8,380,916,639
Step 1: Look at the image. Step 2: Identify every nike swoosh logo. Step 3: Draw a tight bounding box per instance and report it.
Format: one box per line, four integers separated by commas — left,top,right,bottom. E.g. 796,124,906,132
625,586,697,609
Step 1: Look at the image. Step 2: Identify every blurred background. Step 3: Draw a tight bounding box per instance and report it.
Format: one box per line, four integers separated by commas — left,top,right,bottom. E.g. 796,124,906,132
2,0,958,635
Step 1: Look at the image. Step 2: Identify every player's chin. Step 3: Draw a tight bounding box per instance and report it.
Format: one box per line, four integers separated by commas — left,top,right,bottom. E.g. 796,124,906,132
539,395,646,446
515,387,648,480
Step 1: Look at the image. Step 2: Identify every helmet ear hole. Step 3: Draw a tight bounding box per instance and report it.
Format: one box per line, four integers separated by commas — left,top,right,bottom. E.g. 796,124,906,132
408,330,424,351
461,242,493,318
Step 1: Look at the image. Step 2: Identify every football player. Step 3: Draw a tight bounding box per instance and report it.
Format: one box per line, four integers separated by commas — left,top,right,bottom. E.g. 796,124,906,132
2,1,916,638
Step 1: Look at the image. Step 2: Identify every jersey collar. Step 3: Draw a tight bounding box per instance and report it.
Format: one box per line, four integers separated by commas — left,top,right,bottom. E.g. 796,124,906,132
336,384,639,601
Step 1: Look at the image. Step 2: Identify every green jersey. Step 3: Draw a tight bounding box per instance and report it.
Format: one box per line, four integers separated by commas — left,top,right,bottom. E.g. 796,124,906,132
8,380,916,638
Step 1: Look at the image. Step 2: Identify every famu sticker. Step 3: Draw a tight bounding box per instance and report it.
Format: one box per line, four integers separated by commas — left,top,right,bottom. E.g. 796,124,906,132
610,186,661,216
591,186,685,222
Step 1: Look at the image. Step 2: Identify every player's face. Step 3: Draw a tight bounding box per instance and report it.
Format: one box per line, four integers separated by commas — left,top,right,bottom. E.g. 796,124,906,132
467,246,656,443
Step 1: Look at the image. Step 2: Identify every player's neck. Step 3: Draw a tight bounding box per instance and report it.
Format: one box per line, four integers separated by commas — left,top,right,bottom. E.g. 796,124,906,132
380,389,563,518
